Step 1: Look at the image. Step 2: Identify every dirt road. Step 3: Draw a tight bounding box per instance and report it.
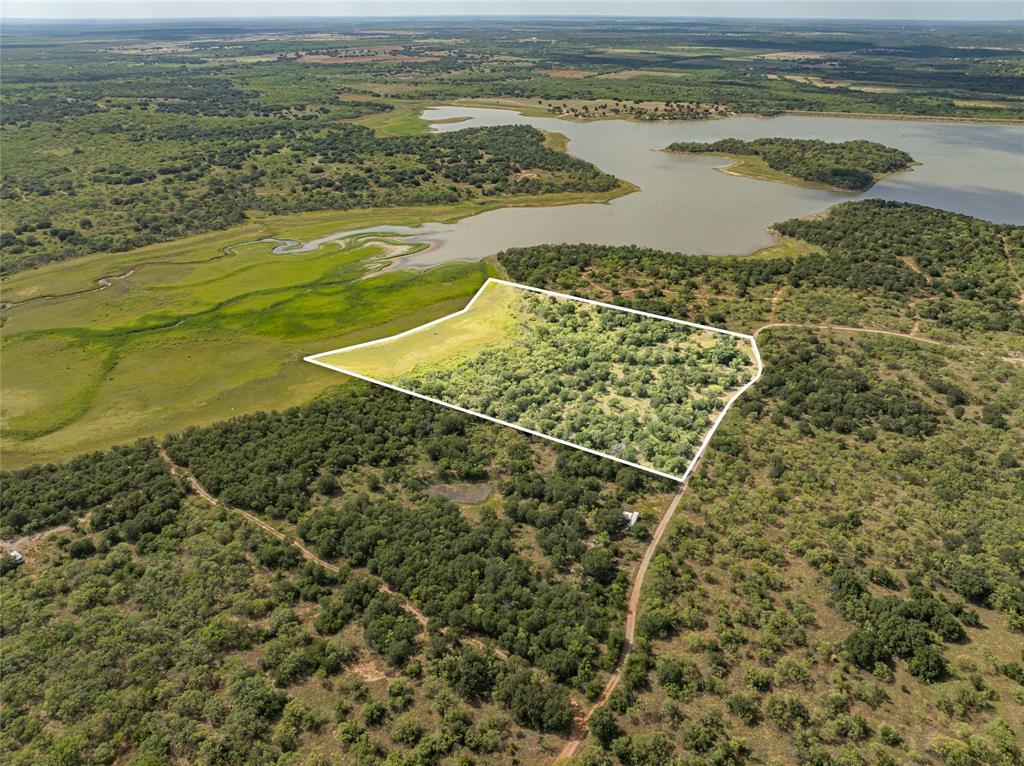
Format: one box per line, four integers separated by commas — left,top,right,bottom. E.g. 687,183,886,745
555,481,688,762
555,319,1020,762
159,448,430,627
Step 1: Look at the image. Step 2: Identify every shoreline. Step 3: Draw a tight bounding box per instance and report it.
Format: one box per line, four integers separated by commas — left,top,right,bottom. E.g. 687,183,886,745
1,175,636,300
713,160,850,193
449,98,1023,127
667,148,911,194
778,109,1024,126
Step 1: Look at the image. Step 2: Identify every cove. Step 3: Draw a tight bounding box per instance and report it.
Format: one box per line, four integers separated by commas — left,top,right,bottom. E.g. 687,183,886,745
276,106,1024,271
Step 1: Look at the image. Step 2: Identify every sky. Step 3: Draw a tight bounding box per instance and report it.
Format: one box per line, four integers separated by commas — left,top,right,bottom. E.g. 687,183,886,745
3,0,1022,21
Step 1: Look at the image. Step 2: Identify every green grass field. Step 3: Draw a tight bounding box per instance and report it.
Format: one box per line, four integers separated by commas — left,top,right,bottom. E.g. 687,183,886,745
354,103,436,136
1,233,494,467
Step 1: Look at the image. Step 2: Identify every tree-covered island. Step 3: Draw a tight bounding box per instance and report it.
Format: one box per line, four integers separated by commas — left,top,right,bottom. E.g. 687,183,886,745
666,137,915,191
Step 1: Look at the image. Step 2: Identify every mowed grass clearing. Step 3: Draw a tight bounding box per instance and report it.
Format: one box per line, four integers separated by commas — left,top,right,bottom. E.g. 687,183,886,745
314,280,524,380
354,102,474,137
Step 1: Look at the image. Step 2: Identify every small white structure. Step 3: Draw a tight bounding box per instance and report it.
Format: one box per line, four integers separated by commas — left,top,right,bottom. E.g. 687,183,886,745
2,550,25,569
622,511,639,529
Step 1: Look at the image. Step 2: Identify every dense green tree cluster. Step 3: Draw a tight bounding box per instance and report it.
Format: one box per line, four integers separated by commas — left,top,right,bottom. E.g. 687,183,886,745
300,492,614,684
756,333,940,437
499,240,790,329
165,386,661,690
271,123,615,214
1,67,278,125
0,439,182,537
775,200,1024,332
829,569,967,681
494,666,575,733
164,387,472,521
401,292,755,475
667,137,914,190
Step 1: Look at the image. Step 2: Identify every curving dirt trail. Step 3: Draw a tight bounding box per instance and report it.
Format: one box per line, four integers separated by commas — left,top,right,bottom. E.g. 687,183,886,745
754,321,1023,364
157,447,515,656
159,448,430,621
1003,234,1024,306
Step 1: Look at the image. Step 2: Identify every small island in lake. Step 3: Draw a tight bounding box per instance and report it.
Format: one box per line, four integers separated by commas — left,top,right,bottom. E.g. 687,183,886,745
665,137,915,191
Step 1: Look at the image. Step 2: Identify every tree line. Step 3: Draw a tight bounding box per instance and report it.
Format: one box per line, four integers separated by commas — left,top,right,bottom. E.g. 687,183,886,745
499,200,1024,334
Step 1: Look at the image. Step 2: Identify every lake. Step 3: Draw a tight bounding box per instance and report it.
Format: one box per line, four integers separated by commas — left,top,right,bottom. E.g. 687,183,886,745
277,106,1024,269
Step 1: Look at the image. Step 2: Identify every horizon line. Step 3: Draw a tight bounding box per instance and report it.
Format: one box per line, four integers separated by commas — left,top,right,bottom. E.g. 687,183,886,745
3,14,1022,23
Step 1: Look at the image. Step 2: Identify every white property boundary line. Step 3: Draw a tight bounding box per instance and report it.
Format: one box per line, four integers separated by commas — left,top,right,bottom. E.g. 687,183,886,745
304,278,764,483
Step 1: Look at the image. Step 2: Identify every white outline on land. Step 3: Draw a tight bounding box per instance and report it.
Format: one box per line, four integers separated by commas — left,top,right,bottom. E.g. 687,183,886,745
304,278,764,483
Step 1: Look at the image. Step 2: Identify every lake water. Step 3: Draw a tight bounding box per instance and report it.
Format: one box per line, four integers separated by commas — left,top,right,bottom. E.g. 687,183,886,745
277,106,1024,269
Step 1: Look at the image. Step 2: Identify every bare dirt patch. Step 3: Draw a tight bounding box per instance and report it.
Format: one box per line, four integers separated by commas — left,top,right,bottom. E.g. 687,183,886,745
953,98,1015,109
350,658,388,683
2,524,73,563
538,68,594,78
773,74,904,93
599,69,689,79
428,482,494,505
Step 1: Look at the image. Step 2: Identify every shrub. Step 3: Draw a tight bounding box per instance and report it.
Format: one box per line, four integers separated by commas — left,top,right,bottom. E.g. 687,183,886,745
589,705,621,748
